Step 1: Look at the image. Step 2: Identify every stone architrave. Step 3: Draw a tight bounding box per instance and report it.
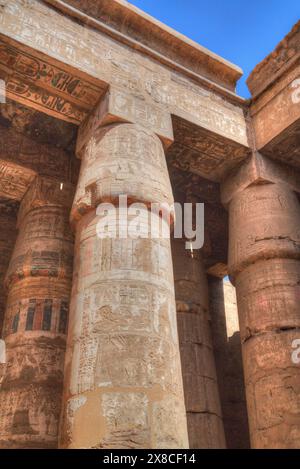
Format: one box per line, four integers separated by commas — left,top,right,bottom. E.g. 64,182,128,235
222,153,300,448
59,91,189,449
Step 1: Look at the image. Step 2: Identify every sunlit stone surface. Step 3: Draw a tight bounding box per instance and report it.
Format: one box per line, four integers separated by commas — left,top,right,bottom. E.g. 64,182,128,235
0,0,299,449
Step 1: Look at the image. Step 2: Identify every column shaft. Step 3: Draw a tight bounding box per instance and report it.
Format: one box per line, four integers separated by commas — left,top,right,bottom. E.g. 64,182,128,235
228,181,300,448
172,238,226,448
0,180,74,448
60,123,188,449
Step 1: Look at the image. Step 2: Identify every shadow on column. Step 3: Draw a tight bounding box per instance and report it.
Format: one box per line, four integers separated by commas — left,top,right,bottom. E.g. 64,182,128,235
208,276,250,449
0,202,18,337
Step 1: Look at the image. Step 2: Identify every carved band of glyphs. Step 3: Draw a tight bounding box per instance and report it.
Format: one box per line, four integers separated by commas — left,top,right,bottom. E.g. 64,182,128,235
0,38,106,124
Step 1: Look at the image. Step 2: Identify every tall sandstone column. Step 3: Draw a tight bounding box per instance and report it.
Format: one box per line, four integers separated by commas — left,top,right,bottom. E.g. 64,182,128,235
172,237,226,448
208,276,250,449
59,114,188,448
0,204,17,336
0,177,74,448
222,154,300,448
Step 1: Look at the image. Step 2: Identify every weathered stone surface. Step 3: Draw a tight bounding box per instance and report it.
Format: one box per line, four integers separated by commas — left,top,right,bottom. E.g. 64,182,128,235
0,202,17,334
0,160,36,202
169,169,229,273
72,121,174,223
262,120,300,171
221,152,300,208
251,65,300,151
0,278,70,448
0,34,106,125
243,328,300,448
227,182,300,279
248,21,300,168
0,0,298,451
0,177,74,448
236,259,300,342
172,237,225,448
61,0,242,92
0,124,79,185
0,1,248,153
60,120,188,448
247,20,300,98
224,172,300,448
167,116,250,182
0,98,78,151
209,277,250,449
76,87,174,152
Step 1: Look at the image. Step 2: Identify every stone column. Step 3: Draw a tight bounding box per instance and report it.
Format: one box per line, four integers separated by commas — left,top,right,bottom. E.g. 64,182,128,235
222,154,300,448
0,177,74,449
208,276,250,449
0,203,17,336
59,120,188,448
172,238,225,448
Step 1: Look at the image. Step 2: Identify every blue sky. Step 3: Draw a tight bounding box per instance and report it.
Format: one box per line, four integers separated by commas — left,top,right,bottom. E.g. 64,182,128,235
128,0,299,98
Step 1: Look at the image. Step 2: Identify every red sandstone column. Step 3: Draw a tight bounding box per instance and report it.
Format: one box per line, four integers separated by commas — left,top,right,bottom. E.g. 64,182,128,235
0,204,17,335
225,180,300,448
59,123,188,449
172,238,226,448
208,276,250,449
0,177,74,448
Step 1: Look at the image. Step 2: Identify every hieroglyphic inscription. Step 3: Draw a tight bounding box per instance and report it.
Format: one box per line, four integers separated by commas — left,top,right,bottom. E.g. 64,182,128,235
0,37,106,124
0,0,248,149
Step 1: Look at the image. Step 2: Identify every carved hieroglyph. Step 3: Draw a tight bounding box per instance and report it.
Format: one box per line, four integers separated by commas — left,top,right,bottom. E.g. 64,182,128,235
60,122,188,449
172,237,226,448
248,21,300,158
0,177,74,448
251,65,300,150
0,124,79,185
0,36,106,124
208,277,250,449
0,160,36,202
0,0,248,149
0,203,17,335
167,116,249,182
223,167,300,448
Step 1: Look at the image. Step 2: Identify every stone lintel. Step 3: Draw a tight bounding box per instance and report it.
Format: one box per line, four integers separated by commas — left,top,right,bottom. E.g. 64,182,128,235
221,152,300,207
168,115,250,183
247,20,300,99
0,124,79,185
250,64,300,151
18,176,75,226
76,87,174,156
45,0,243,93
0,364,6,386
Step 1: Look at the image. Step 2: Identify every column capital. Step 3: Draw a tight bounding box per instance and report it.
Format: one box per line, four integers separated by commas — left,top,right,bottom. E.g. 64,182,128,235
0,160,36,203
221,152,300,207
71,122,174,223
76,86,174,157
